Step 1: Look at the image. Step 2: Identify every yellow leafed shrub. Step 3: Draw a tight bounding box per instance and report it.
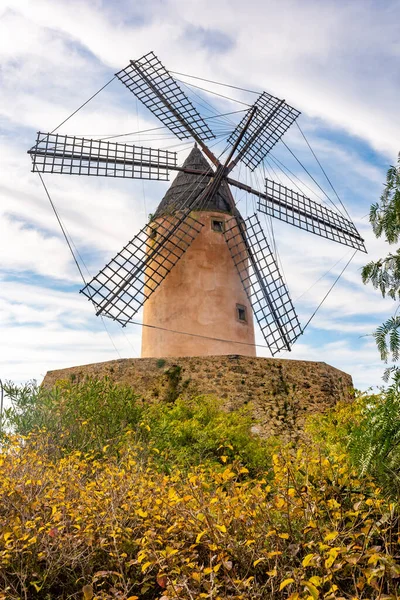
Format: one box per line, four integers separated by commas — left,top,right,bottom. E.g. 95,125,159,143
0,430,399,599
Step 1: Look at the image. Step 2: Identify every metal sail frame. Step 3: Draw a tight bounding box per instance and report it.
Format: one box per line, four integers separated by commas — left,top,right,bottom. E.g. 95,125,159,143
28,50,366,356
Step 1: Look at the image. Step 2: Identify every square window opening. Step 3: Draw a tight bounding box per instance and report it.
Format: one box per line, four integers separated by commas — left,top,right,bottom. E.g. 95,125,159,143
149,227,157,240
211,219,225,233
236,304,247,323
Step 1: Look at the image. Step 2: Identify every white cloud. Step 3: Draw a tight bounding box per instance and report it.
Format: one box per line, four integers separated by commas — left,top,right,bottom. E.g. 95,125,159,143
0,0,398,392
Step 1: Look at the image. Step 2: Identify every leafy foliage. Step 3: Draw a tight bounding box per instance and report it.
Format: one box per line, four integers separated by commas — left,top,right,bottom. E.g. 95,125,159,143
362,152,400,362
2,379,400,598
348,373,400,493
3,378,142,453
368,156,400,244
1,429,400,599
3,378,273,474
308,382,400,497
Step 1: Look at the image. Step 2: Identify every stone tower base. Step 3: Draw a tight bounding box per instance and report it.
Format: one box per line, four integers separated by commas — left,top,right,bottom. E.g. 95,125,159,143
42,356,353,439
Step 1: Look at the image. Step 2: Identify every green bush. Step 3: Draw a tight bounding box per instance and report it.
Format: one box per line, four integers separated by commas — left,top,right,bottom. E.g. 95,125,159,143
144,396,277,474
3,378,142,454
3,378,275,475
348,375,400,495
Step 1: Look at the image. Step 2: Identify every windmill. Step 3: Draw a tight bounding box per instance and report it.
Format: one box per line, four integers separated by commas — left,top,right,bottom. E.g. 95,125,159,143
28,51,366,358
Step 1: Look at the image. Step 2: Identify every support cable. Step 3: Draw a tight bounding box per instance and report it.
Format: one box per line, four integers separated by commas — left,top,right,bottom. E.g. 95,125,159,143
38,173,86,284
282,141,345,216
49,77,116,136
96,110,247,142
296,122,351,219
269,153,327,205
37,173,123,359
301,250,357,333
170,71,260,95
175,78,252,107
294,250,353,302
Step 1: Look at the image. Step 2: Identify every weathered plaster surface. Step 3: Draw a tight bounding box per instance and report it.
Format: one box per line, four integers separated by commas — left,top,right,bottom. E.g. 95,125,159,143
141,212,256,357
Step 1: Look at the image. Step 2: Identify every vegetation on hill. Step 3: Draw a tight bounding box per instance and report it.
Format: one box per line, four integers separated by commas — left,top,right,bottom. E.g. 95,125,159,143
1,378,400,599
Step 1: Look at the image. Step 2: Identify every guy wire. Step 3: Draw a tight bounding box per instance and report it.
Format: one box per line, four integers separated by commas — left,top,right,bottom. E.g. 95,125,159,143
301,250,357,333
296,122,351,220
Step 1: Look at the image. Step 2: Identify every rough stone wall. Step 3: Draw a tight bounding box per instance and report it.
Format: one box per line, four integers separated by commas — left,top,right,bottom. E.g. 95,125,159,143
42,355,353,440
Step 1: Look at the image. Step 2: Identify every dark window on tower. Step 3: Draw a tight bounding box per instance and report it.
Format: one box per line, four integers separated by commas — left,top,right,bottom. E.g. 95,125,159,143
211,219,225,233
236,304,247,323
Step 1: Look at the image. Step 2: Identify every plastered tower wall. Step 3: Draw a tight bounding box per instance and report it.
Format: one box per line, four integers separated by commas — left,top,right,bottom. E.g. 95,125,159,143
141,211,256,357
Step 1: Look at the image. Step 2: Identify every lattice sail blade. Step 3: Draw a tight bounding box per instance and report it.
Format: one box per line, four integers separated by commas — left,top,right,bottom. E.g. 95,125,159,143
81,210,203,325
116,51,215,142
227,92,300,171
224,214,302,355
28,132,177,180
259,179,366,252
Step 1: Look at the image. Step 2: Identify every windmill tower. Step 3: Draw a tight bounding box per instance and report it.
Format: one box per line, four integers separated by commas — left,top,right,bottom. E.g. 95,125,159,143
141,146,256,357
28,51,366,359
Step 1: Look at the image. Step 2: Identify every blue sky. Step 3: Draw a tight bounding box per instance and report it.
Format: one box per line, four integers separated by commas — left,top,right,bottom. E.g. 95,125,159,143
0,0,399,388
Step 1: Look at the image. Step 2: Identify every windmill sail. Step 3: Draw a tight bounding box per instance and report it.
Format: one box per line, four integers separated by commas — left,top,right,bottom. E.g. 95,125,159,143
116,51,215,142
28,132,177,180
227,92,300,171
81,209,203,325
224,213,302,355
259,179,366,252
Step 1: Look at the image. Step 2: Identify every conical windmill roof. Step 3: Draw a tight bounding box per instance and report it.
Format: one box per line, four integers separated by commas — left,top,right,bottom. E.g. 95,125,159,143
154,145,232,217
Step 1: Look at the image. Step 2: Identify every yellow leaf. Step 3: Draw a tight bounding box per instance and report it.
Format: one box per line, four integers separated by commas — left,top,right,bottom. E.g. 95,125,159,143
278,533,289,539
324,531,338,542
137,509,148,518
267,568,277,577
239,467,249,474
127,597,139,600
324,548,339,569
309,576,322,587
213,563,221,573
4,532,11,542
302,554,315,567
280,578,295,591
204,567,212,575
302,580,319,600
221,455,228,463
254,558,265,567
192,572,201,582
102,445,109,452
216,524,226,533
196,531,207,543
141,561,153,572
82,584,93,600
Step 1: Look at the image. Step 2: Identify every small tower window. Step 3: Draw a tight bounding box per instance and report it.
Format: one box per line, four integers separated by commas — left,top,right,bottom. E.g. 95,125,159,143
236,304,247,323
211,219,225,233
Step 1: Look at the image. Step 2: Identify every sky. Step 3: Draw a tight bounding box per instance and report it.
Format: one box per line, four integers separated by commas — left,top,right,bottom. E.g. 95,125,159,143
0,0,399,390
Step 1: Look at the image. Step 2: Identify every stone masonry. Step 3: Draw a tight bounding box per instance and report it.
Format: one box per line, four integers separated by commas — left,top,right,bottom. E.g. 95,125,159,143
42,355,353,440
